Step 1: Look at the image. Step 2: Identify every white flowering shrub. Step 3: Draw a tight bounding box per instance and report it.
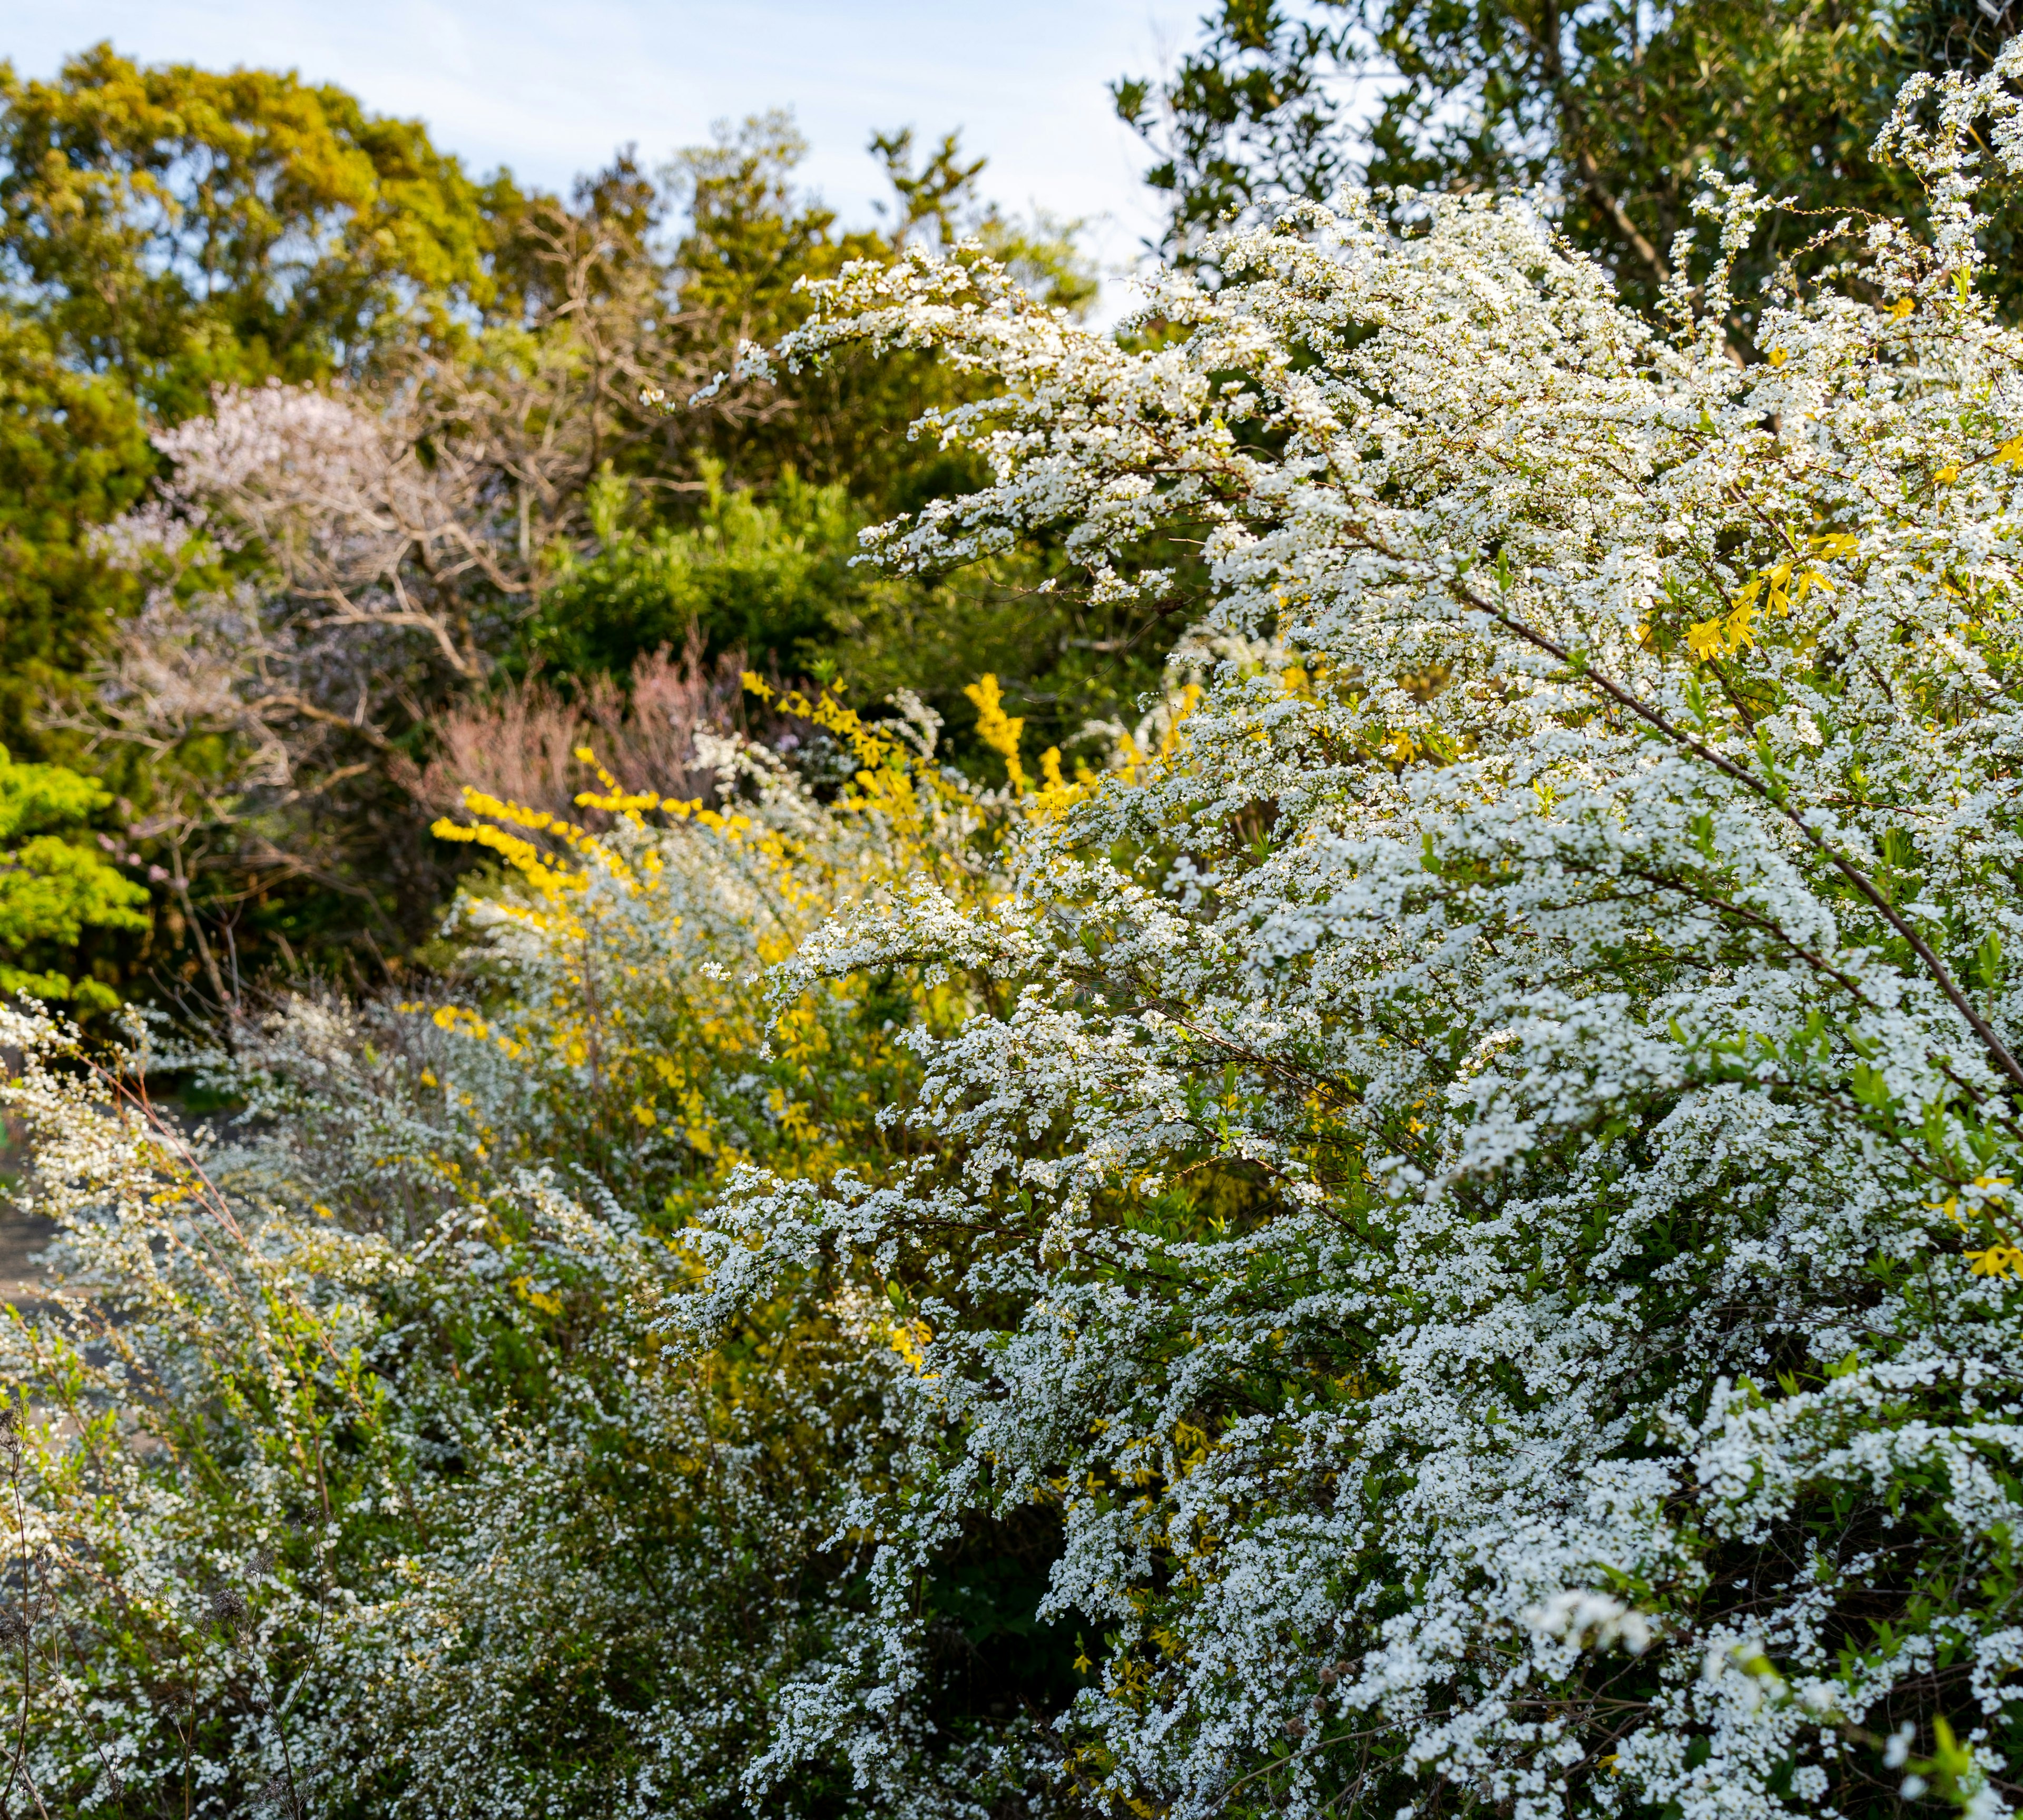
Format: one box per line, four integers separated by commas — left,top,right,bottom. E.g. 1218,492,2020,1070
0,700,1077,1817
11,49,2023,1820
667,45,2023,1820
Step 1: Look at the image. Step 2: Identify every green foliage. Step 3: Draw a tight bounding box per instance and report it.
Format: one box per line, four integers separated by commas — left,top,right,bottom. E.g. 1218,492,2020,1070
0,47,547,989
674,111,866,350
1117,0,2023,326
1112,0,1357,260
0,749,148,1004
521,465,1164,763
0,43,517,411
529,464,871,681
675,114,1095,511
0,311,151,750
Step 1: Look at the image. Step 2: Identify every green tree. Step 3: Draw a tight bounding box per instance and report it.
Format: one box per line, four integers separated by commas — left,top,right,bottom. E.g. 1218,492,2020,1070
673,112,1096,510
0,314,152,751
0,750,149,1005
529,464,869,682
1116,0,2020,327
0,43,517,412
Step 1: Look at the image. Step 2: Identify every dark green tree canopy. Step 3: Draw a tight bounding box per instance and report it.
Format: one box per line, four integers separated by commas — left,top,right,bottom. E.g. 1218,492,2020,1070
1117,0,2021,324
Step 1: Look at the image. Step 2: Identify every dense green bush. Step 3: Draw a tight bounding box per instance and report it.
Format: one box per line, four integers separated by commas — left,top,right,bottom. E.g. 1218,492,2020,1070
528,466,874,681
0,748,148,1005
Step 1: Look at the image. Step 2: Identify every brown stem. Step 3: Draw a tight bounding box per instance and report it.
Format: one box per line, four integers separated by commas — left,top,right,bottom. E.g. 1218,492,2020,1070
166,835,229,1008
1442,568,2023,1097
1,1442,25,1820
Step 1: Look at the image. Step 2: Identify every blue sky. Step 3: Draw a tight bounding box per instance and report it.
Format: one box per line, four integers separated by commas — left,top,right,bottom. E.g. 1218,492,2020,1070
5,1,1195,305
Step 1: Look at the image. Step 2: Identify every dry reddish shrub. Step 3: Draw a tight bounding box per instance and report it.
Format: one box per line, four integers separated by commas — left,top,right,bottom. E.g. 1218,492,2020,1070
406,633,759,824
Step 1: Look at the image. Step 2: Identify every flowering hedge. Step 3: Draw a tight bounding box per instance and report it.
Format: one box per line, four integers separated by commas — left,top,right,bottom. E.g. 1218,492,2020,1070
0,699,1052,1816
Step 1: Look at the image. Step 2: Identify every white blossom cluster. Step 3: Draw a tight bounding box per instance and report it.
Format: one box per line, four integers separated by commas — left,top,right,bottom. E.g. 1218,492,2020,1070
673,45,2023,1820
0,725,1036,1817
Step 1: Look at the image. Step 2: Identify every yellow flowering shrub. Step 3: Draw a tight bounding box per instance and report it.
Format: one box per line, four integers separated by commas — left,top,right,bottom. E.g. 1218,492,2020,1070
0,676,1146,1817
422,680,1064,1219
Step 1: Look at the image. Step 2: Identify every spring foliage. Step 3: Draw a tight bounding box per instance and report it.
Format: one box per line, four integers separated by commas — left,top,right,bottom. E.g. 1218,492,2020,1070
0,750,148,1004
11,42,2023,1820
